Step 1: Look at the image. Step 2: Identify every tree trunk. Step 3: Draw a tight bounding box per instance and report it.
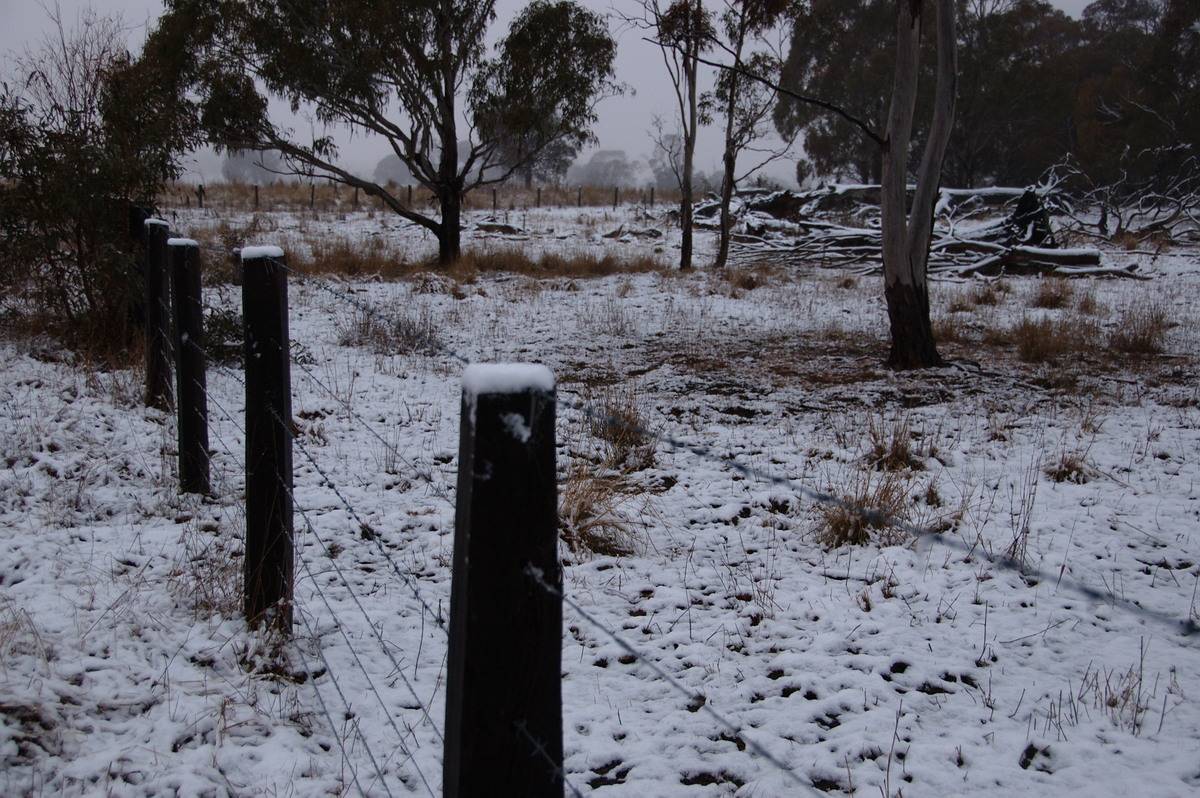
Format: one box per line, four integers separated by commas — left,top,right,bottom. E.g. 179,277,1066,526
438,189,462,265
714,20,747,270
885,281,940,368
679,32,700,271
880,0,956,370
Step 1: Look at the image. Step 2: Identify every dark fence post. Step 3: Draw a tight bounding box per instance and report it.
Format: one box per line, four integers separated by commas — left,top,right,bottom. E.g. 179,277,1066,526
492,187,498,212
536,187,542,208
577,186,582,207
242,246,294,632
445,364,562,798
144,219,173,411
169,238,210,495
650,186,655,208
613,185,619,210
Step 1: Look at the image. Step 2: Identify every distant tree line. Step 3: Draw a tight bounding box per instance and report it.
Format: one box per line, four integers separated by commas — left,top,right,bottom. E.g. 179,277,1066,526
776,0,1198,190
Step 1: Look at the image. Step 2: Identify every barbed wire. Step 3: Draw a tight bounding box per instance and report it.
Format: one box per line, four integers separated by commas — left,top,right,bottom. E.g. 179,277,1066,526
291,498,440,798
289,611,384,798
290,356,455,507
274,404,450,637
286,427,449,741
512,719,585,798
526,564,827,797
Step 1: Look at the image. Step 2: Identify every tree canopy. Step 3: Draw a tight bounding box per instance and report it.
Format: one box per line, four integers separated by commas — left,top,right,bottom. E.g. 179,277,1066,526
148,0,618,263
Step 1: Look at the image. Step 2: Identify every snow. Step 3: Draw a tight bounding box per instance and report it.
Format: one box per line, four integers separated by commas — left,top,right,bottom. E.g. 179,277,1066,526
167,237,199,248
2,197,1199,797
462,363,555,397
240,245,285,261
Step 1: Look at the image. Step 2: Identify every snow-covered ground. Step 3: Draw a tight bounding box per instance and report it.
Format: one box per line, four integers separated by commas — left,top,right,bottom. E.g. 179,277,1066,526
2,201,1199,797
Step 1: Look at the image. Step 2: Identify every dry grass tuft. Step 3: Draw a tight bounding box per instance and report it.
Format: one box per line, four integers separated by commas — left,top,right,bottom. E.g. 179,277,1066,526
1011,314,1097,363
1030,278,1073,309
559,468,645,558
560,385,658,558
1108,300,1170,358
866,413,924,472
816,468,909,548
335,305,437,355
1044,448,1092,484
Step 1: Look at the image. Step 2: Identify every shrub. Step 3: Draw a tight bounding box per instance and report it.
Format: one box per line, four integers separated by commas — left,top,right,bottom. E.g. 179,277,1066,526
0,10,195,361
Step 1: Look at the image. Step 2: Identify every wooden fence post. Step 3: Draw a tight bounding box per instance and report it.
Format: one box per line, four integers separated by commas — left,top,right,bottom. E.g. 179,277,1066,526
169,239,210,495
613,185,619,210
445,364,562,798
241,246,294,632
577,186,582,207
144,219,173,411
536,187,542,208
650,186,655,208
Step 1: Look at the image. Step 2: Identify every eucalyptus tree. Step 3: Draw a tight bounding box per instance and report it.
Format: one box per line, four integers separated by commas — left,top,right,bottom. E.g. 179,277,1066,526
148,0,618,264
632,0,715,271
773,0,958,368
704,0,793,269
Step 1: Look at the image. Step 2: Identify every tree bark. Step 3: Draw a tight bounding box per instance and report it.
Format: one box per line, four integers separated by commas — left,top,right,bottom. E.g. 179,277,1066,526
714,17,748,270
679,30,700,271
880,0,956,370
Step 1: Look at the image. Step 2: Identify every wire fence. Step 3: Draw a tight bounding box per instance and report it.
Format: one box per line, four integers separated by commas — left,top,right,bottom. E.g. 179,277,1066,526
141,228,1198,797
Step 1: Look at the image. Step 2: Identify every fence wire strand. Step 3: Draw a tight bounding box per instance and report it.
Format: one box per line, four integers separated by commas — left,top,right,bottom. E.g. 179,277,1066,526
286,427,448,742
291,495,439,798
526,564,827,797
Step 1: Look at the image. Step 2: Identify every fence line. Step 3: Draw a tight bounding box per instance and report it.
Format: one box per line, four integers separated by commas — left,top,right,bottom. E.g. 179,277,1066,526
292,606,394,798
291,494,439,798
138,223,1198,797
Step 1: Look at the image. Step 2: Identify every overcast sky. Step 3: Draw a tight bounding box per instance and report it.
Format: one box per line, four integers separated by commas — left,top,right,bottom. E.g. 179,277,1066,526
1,0,1097,183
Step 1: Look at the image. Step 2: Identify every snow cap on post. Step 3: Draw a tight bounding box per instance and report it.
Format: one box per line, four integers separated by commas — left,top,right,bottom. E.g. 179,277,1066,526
167,238,199,248
462,363,555,397
241,245,286,261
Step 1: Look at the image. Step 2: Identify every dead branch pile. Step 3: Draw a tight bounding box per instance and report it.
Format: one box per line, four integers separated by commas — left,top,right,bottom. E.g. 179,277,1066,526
721,186,1148,279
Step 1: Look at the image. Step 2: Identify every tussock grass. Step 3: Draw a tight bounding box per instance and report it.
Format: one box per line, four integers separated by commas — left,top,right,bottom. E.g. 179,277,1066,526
816,469,909,548
1109,300,1170,357
560,385,658,558
1011,314,1098,363
334,305,437,356
866,413,924,472
1030,278,1073,309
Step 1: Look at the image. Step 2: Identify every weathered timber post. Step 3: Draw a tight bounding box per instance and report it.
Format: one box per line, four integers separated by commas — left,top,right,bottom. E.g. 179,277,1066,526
242,246,294,632
254,184,259,209
613,186,619,210
445,364,562,798
169,239,210,495
536,187,542,208
493,187,498,212
144,219,173,411
577,186,582,207
650,186,655,208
